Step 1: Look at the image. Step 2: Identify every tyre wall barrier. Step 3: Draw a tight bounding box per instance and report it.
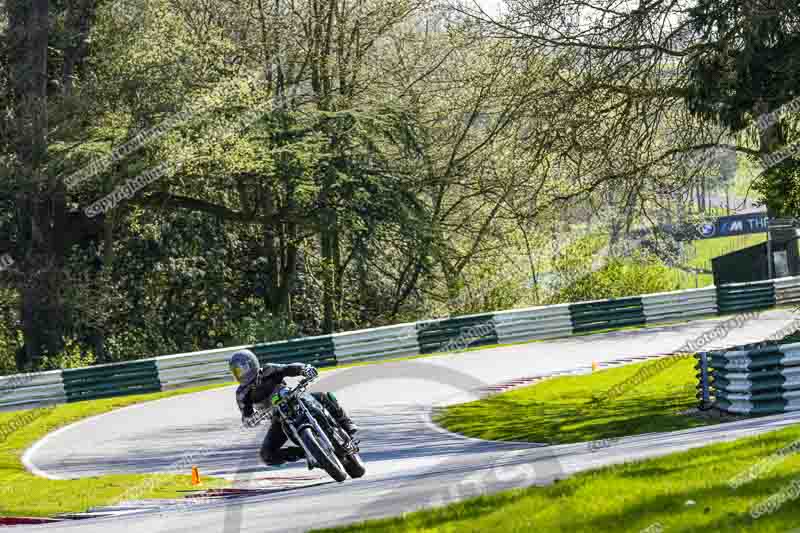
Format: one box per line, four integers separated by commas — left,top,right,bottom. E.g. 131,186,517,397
700,342,800,415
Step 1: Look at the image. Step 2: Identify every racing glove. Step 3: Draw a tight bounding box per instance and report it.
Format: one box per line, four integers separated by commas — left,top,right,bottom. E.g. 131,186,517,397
302,365,318,380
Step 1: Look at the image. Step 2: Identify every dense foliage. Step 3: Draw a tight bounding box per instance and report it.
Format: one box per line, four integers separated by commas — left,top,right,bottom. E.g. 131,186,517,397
0,0,788,373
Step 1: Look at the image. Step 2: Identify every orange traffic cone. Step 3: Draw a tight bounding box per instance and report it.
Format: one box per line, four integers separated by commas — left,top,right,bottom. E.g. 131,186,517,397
191,466,201,485
591,361,598,372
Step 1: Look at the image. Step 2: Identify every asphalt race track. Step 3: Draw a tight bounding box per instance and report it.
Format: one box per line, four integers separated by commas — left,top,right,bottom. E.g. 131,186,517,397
19,310,800,532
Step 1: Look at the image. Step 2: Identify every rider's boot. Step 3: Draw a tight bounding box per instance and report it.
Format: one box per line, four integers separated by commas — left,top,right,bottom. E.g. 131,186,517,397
264,446,305,466
338,415,359,436
284,447,306,462
321,392,359,435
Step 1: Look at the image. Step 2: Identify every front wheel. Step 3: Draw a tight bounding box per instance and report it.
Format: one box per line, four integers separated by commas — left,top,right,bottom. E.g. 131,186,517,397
300,427,347,482
341,453,366,479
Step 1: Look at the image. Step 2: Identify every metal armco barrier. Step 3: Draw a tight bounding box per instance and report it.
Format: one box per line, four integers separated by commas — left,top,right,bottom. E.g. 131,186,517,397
702,342,800,415
493,303,572,344
642,287,717,324
251,335,336,368
0,370,66,411
716,279,776,314
569,297,645,333
331,323,419,364
3,276,800,412
416,313,497,354
155,345,250,391
775,276,800,307
62,360,161,403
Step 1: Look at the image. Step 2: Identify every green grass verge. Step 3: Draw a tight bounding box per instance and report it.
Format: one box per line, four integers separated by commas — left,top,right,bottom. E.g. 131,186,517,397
686,234,767,271
317,359,800,533
314,422,800,533
668,269,714,289
435,357,715,444
666,234,766,289
0,383,233,517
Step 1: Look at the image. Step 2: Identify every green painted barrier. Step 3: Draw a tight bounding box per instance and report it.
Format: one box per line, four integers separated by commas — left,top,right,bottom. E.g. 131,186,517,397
417,314,497,355
716,282,776,314
569,297,645,334
62,360,161,403
251,336,336,368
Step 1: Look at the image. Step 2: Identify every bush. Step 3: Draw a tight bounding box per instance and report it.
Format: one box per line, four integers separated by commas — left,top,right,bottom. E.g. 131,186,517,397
38,339,96,371
229,315,301,345
551,253,677,303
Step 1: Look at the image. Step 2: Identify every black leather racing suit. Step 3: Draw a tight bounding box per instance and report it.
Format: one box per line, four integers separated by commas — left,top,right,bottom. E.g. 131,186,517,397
235,363,349,465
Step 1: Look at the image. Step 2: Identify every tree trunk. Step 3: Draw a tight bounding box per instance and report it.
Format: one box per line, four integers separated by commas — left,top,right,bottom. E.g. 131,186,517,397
89,216,114,363
726,185,730,215
756,99,784,240
320,213,337,333
279,223,297,318
333,219,344,323
701,177,707,213
9,0,71,370
263,225,280,314
278,171,298,319
62,0,97,95
261,184,281,316
356,238,369,323
608,218,620,258
694,182,701,213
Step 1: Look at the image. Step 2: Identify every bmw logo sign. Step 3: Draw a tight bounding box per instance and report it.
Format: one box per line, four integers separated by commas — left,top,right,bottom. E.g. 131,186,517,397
698,222,716,238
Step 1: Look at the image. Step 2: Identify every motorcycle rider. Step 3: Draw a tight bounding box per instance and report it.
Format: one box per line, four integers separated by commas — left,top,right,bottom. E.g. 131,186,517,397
229,349,359,466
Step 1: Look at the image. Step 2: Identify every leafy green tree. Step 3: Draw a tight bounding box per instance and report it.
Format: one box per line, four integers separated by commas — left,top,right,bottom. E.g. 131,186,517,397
1,0,110,369
683,0,800,216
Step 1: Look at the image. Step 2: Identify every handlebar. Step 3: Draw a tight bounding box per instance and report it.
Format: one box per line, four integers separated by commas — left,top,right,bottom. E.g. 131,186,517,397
247,408,272,427
294,374,316,391
284,375,315,400
244,375,317,428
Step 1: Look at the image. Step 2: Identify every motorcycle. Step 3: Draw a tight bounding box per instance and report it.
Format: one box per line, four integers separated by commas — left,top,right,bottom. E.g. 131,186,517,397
249,375,365,483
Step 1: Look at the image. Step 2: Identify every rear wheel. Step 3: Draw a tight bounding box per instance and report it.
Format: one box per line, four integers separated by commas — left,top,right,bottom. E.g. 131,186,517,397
341,453,366,478
300,428,347,482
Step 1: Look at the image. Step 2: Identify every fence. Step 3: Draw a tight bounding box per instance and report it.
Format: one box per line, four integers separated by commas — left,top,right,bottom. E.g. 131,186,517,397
4,276,800,412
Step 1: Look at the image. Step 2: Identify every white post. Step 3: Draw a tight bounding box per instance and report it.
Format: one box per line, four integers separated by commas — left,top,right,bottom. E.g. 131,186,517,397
767,221,773,280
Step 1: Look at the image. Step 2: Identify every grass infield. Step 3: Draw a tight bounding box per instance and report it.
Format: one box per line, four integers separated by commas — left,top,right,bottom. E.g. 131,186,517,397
315,423,800,533
435,356,715,444
316,359,800,533
0,383,232,517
